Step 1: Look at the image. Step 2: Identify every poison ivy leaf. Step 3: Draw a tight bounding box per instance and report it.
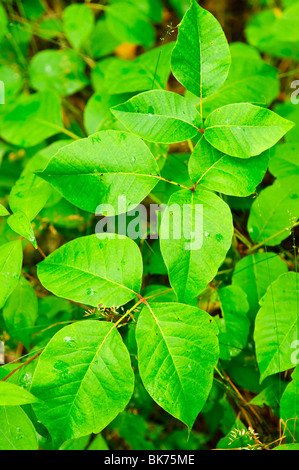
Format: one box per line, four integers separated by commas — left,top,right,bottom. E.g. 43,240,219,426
189,136,269,197
204,103,294,158
112,90,202,144
160,188,233,303
30,320,134,447
87,433,109,451
171,0,230,98
0,382,39,406
106,2,155,48
106,43,174,94
232,253,288,321
198,57,279,117
29,50,88,96
0,91,63,147
37,130,160,214
3,277,38,349
216,285,250,360
0,240,23,309
0,204,9,216
9,140,70,221
0,406,38,450
9,171,51,222
136,302,219,428
7,211,37,248
37,234,142,308
254,272,299,382
269,143,299,179
247,176,299,246
62,4,94,50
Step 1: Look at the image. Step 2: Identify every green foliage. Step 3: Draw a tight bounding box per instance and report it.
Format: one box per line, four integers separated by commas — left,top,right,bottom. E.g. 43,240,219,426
0,0,299,452
30,320,134,447
171,0,231,99
37,234,142,308
112,90,202,143
137,302,219,428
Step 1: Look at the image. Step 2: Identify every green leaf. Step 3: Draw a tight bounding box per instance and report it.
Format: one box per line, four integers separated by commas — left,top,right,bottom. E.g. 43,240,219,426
280,367,299,443
246,3,299,60
160,188,233,303
249,376,286,410
9,172,52,222
37,234,142,308
0,382,40,406
7,211,37,248
83,91,129,135
0,204,9,216
106,2,154,48
189,136,269,197
200,57,279,116
274,444,299,450
110,0,162,22
9,141,69,221
248,176,299,246
37,130,160,215
254,272,299,382
232,253,288,321
0,240,23,309
0,3,7,42
171,0,230,98
0,65,23,104
136,302,219,428
105,42,174,94
216,285,250,360
275,101,299,144
204,103,294,158
30,320,134,447
269,143,299,179
88,433,109,450
87,17,120,58
0,406,38,450
112,90,202,144
29,50,88,96
62,4,94,50
0,91,63,147
3,277,38,349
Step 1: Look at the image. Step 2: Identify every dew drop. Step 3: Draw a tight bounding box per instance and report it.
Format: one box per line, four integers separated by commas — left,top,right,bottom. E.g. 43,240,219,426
53,360,70,379
63,336,76,347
